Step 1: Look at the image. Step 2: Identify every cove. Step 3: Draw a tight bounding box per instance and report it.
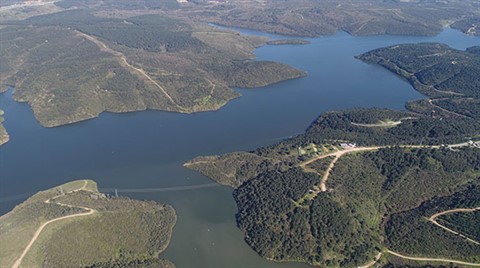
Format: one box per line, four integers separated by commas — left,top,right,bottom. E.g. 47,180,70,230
0,27,478,268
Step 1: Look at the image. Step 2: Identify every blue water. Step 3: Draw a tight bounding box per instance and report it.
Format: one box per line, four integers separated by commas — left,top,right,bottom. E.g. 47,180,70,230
0,27,478,267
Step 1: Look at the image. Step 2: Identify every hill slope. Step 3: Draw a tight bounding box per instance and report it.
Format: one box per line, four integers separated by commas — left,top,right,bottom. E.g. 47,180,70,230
0,180,176,268
0,11,305,127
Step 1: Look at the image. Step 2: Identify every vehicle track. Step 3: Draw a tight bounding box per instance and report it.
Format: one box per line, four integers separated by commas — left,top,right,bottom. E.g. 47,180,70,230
386,250,480,267
76,31,186,112
11,180,96,268
429,207,480,245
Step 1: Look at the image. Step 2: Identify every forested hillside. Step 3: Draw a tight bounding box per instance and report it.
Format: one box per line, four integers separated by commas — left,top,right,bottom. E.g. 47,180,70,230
359,43,480,122
0,10,305,127
230,147,480,266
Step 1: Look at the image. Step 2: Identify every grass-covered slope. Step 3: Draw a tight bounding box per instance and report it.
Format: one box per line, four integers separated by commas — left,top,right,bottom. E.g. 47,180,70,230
0,180,176,268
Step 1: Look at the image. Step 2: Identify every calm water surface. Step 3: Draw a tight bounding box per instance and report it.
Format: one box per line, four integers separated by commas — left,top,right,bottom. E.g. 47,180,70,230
0,28,478,267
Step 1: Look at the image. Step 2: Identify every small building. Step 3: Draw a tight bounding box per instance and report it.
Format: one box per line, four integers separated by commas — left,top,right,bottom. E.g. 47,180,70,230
340,143,357,149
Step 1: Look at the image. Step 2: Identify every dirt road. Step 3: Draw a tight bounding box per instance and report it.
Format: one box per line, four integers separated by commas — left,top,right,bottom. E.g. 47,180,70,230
429,207,480,245
299,146,382,193
386,250,480,267
76,31,186,112
11,180,96,268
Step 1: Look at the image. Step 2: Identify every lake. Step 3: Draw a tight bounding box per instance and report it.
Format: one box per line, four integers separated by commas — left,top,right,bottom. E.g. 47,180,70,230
0,27,478,268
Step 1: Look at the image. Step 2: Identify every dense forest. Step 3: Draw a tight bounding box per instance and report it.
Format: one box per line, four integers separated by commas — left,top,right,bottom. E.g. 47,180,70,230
358,43,480,98
260,108,479,151
385,185,480,262
437,211,480,242
18,11,206,53
358,43,480,123
229,147,480,266
433,98,480,119
234,167,379,267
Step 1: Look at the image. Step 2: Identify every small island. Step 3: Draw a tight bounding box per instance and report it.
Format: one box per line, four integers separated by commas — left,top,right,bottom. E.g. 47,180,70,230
0,109,9,146
0,180,177,268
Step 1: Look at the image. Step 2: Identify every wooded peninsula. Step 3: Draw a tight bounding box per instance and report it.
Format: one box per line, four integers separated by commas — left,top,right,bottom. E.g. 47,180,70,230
186,43,480,267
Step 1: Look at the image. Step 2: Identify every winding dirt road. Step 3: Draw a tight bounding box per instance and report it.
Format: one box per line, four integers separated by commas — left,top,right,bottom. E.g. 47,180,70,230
358,252,383,268
429,207,480,245
428,99,470,119
299,139,476,195
11,180,96,268
386,250,480,267
298,142,480,268
299,146,382,194
358,246,480,268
